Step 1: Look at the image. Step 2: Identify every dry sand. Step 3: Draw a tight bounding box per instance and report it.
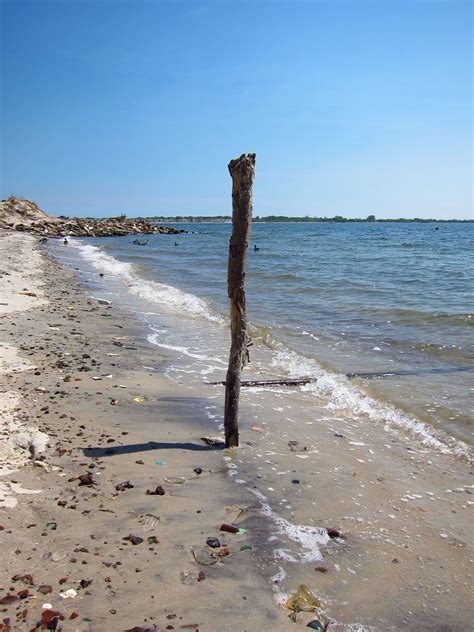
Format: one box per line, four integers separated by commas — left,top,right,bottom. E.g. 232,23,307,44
0,232,472,632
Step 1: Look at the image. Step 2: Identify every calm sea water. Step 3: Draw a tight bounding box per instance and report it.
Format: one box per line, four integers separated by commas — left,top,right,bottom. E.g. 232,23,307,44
49,222,473,450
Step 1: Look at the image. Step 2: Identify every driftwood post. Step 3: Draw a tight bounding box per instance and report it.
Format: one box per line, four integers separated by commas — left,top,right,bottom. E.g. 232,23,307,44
224,153,256,447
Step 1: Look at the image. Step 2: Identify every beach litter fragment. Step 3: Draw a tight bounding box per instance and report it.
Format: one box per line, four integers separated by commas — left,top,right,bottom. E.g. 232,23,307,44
220,523,239,534
307,620,327,631
154,460,166,467
193,467,203,475
37,585,53,595
326,528,344,539
240,545,253,551
59,588,77,599
225,504,252,524
206,537,220,548
146,485,166,495
191,547,218,565
46,522,57,530
123,534,144,545
164,477,186,484
78,473,94,486
132,396,145,403
200,436,225,447
285,584,320,622
116,481,134,491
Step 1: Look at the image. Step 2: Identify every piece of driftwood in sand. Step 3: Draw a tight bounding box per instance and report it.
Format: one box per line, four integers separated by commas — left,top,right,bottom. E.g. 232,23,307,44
224,153,256,448
212,377,314,387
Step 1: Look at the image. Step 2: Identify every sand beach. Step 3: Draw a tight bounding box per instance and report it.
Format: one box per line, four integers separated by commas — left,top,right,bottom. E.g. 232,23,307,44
0,232,472,632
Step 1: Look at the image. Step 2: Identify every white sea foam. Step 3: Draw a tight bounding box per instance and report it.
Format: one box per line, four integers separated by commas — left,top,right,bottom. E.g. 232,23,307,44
147,334,227,366
252,489,329,562
271,347,472,461
71,240,223,323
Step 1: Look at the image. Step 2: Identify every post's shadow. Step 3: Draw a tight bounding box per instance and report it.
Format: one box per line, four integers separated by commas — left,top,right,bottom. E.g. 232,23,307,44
83,441,224,458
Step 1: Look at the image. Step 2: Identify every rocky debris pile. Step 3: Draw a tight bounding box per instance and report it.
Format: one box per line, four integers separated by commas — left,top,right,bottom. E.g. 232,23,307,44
0,198,183,237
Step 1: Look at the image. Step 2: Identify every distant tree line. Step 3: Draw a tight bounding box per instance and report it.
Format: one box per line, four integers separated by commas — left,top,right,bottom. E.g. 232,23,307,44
139,214,472,223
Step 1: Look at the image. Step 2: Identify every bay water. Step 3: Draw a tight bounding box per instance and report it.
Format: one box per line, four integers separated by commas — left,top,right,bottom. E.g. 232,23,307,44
49,221,472,452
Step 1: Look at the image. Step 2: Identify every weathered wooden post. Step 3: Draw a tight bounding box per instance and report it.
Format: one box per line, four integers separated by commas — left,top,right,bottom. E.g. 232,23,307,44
224,153,256,447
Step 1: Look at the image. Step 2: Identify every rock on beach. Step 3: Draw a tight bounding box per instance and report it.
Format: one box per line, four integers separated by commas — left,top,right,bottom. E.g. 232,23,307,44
0,197,183,237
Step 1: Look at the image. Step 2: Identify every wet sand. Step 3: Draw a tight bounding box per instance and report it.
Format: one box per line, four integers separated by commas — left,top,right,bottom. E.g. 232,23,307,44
0,232,472,631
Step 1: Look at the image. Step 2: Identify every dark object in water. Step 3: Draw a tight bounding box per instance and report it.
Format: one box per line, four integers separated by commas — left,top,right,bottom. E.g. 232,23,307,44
210,377,314,387
133,239,149,245
326,528,344,539
200,437,225,447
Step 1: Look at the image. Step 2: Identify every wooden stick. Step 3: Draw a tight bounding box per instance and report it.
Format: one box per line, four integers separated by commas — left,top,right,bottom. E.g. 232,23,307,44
211,378,314,387
224,153,256,447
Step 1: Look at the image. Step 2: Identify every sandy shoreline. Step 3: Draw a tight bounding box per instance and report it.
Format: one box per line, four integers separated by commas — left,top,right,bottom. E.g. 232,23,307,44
0,232,472,631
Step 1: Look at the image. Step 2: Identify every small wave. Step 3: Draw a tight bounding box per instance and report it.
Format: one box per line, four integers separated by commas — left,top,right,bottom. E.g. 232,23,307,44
147,332,227,366
270,347,472,461
70,240,223,324
251,489,329,562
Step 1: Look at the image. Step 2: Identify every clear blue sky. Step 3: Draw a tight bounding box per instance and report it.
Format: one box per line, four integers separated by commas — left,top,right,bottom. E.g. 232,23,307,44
1,0,472,219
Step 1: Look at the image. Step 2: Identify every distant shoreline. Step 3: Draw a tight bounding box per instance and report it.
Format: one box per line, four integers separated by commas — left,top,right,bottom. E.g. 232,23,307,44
141,217,474,224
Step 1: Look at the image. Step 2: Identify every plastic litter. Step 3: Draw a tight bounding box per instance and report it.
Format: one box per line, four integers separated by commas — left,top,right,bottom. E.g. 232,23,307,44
155,460,166,467
193,467,203,475
59,589,77,599
132,396,145,403
206,537,220,548
180,571,194,585
225,505,252,524
191,547,218,566
307,621,326,631
285,584,320,622
164,477,186,484
240,545,253,551
46,522,57,530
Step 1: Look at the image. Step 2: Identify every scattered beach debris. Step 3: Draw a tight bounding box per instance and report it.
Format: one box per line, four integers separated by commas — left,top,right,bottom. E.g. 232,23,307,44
206,537,221,548
220,523,239,534
164,477,185,484
326,528,344,540
285,584,320,622
307,620,329,631
123,534,144,545
200,436,225,447
146,485,165,496
191,547,218,566
59,588,77,599
210,377,314,387
116,481,134,491
78,473,94,486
